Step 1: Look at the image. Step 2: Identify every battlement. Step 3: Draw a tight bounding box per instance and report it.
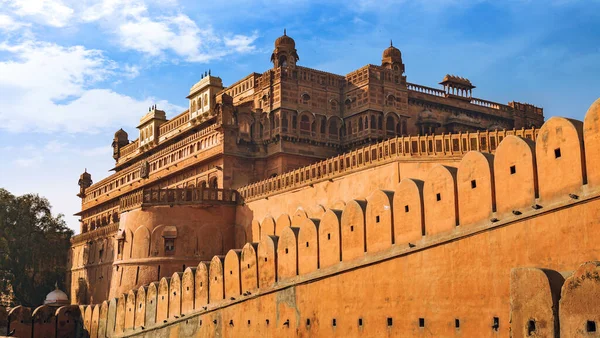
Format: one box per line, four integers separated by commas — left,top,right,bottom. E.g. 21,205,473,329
33,98,598,337
238,127,538,202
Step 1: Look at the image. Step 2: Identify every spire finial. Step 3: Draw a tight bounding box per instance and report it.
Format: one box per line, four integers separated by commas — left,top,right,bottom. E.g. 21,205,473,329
55,281,59,290
284,28,286,36
390,39,393,47
84,168,87,173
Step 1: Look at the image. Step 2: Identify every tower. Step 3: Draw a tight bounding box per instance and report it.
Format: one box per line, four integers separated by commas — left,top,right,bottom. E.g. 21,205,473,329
112,128,129,161
271,29,299,68
138,105,167,149
381,40,405,74
188,71,224,122
77,169,92,198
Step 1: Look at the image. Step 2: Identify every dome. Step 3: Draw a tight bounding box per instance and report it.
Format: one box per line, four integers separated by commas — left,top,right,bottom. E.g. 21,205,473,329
114,128,128,138
44,283,69,306
275,29,295,48
382,42,401,60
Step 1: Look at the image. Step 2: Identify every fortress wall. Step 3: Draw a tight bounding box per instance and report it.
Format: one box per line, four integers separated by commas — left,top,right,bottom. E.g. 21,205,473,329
13,99,600,337
104,204,237,299
237,158,463,243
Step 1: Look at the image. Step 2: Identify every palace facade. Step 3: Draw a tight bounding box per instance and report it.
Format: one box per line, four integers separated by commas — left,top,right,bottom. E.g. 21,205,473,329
68,32,544,308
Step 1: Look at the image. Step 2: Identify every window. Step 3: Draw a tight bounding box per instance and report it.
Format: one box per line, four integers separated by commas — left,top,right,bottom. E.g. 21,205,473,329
165,239,175,254
300,115,311,132
301,93,311,104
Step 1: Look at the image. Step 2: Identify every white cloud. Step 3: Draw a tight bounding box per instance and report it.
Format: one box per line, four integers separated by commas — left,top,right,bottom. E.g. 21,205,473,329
224,33,259,53
0,39,185,133
0,13,29,31
6,0,74,27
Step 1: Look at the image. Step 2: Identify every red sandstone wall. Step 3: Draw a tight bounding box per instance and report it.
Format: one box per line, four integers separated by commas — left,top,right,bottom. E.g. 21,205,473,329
41,98,600,338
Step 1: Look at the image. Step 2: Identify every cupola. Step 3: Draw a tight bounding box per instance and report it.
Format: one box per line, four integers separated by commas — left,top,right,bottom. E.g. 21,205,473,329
381,40,405,73
77,169,92,198
271,29,299,68
44,283,69,307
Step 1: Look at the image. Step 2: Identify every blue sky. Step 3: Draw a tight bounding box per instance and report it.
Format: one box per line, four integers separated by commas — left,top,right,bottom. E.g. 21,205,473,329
0,0,599,232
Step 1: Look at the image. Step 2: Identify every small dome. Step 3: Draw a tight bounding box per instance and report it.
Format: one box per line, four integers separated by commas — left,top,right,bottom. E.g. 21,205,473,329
44,283,69,306
114,128,128,138
275,29,295,48
383,43,401,60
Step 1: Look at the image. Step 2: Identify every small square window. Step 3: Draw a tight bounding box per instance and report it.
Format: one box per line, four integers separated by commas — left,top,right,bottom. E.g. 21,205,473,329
493,317,500,331
471,180,477,189
285,248,289,254
419,318,425,328
165,239,175,254
510,165,516,175
587,320,597,332
327,233,331,240
332,319,337,327
528,320,536,335
306,242,309,248
436,193,441,201
387,317,393,326
405,205,409,212
554,148,561,158
306,319,310,326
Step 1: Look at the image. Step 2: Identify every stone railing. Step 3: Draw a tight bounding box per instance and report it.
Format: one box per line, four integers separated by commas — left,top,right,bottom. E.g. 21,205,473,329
119,139,139,158
407,82,446,97
159,111,190,136
71,223,119,244
238,128,538,201
120,187,239,212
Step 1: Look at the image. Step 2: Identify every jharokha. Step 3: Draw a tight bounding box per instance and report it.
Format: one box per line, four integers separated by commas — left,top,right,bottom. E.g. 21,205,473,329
9,32,600,337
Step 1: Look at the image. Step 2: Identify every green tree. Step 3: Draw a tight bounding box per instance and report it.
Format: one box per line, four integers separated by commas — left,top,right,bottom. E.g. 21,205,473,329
0,188,73,307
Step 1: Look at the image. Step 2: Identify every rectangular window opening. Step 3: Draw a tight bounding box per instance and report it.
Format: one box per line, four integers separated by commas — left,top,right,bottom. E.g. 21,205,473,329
306,319,310,326
419,318,425,328
285,248,289,254
387,317,393,327
332,318,337,327
528,320,536,335
436,193,441,201
376,215,380,223
327,233,331,240
358,318,363,326
493,317,500,331
455,319,460,329
587,320,597,332
405,205,409,212
350,225,354,232
554,148,561,158
471,180,477,189
510,165,516,175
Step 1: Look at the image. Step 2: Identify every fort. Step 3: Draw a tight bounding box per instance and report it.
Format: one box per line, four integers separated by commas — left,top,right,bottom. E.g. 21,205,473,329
5,32,600,337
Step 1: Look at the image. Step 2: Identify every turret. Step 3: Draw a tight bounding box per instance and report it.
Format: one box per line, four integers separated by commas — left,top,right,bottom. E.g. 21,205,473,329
381,40,405,73
77,169,92,198
271,29,299,68
138,105,167,149
112,128,129,161
188,71,224,122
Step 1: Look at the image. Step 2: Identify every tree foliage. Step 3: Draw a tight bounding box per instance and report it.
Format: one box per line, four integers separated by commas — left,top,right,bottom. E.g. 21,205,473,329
0,188,73,307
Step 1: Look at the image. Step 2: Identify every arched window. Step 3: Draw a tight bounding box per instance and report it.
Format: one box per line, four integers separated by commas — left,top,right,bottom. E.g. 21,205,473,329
330,100,338,112
347,120,352,135
209,177,218,189
386,116,395,132
300,115,311,132
345,98,352,110
329,119,338,137
279,55,288,67
292,115,297,130
282,113,288,132
358,117,363,131
371,115,376,130
320,116,326,134
204,94,208,106
301,93,311,105
199,181,207,188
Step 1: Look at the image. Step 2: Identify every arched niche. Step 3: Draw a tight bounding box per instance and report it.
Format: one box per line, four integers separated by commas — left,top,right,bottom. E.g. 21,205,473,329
209,256,225,303
365,190,394,253
224,249,242,299
195,262,210,308
258,235,278,288
423,165,458,235
318,209,342,269
457,151,495,226
392,179,424,245
536,117,585,202
277,227,300,281
241,243,259,293
494,135,537,216
341,200,367,262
